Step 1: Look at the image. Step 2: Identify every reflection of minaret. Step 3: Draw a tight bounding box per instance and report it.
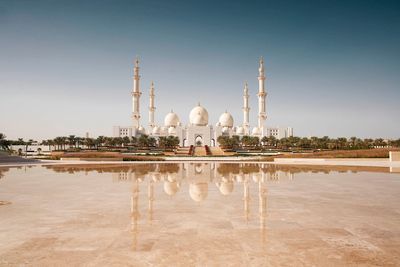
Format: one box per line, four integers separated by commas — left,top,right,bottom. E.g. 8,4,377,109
243,82,250,134
258,181,267,243
147,178,154,223
131,180,140,250
132,58,142,128
243,177,250,221
148,81,156,128
257,57,267,132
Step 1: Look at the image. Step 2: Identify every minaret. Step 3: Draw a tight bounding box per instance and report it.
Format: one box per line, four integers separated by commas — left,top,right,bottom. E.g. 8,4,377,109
148,81,155,128
257,57,267,131
242,82,250,134
131,58,142,128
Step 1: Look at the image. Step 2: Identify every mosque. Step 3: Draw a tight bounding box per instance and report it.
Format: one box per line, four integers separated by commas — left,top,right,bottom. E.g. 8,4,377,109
113,57,293,146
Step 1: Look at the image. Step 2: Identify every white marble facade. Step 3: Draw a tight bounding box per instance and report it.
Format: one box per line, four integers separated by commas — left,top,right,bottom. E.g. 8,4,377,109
113,57,293,146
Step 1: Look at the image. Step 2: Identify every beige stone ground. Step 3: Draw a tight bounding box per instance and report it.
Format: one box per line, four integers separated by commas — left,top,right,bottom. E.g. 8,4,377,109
0,164,399,266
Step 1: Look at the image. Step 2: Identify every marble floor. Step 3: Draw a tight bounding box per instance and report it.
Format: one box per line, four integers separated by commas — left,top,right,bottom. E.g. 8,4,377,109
0,163,399,266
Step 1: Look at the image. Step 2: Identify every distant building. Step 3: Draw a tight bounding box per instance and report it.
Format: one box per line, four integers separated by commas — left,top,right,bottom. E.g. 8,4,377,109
114,57,293,146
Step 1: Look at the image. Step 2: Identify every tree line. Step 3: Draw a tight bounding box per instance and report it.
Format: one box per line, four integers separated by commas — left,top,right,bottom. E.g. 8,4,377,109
0,134,180,151
217,135,400,150
1,132,400,152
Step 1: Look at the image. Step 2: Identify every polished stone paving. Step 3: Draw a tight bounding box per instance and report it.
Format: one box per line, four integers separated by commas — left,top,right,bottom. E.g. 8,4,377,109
0,163,399,266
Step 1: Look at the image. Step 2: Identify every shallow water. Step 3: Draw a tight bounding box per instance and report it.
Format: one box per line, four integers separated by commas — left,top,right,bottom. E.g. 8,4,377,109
0,163,399,266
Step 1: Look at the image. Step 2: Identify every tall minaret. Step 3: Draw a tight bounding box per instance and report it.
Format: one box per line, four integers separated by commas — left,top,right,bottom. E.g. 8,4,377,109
131,58,142,128
148,81,155,128
257,57,267,130
242,82,250,133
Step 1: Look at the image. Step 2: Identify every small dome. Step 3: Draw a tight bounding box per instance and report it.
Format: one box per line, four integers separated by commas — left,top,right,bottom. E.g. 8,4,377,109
164,181,180,196
216,181,234,195
189,104,209,126
189,183,208,202
236,126,244,135
164,111,180,127
252,127,261,136
218,112,234,127
222,127,230,134
152,126,161,135
168,126,177,135
137,126,145,134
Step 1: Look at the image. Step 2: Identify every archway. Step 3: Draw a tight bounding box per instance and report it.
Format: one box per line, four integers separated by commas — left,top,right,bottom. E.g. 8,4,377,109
195,135,203,146
211,139,216,147
183,138,187,147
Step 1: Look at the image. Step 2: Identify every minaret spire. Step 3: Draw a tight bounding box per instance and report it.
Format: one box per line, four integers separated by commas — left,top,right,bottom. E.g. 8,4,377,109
257,57,267,132
132,57,142,128
242,82,250,134
148,81,156,128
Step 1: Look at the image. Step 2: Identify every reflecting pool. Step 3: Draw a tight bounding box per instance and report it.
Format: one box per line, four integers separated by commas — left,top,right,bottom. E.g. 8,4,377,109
0,163,399,266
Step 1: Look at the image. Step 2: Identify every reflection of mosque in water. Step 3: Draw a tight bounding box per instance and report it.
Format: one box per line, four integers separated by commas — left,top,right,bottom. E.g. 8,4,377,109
38,163,395,250
113,163,294,202
114,163,294,250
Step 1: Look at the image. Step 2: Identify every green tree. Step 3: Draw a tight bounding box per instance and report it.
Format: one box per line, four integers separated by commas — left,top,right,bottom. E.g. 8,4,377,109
122,136,131,146
68,135,76,148
138,135,150,147
0,133,10,150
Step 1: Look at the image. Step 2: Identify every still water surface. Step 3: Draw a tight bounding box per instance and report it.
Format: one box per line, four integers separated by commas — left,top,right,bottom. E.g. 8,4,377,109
0,163,399,266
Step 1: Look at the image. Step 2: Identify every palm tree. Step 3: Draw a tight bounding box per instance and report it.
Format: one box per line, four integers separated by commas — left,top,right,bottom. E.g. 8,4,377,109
75,137,83,149
61,137,68,150
68,135,76,148
122,136,131,146
23,139,34,158
47,139,54,151
83,137,96,149
53,137,63,150
138,135,150,147
0,133,10,150
96,136,106,148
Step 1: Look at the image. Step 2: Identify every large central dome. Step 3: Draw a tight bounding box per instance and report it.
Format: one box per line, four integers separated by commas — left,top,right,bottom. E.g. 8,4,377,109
164,111,180,127
189,104,209,126
218,111,234,128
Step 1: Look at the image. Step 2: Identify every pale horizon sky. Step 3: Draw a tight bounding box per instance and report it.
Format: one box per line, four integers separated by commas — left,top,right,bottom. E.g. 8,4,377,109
1,0,399,141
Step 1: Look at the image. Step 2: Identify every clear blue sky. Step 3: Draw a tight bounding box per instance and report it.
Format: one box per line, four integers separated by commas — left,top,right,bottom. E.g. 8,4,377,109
1,0,399,140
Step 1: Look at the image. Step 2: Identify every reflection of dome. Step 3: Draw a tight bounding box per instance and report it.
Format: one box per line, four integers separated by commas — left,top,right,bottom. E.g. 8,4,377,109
235,174,244,182
152,173,161,182
189,183,208,202
168,126,177,135
152,126,161,135
218,112,234,127
167,174,177,182
217,182,234,195
252,127,261,136
189,104,209,126
164,181,180,196
164,111,180,127
236,126,244,135
195,164,203,174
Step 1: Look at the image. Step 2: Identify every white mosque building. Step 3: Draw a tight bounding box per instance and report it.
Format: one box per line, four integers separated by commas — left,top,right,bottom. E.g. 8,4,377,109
113,57,293,147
